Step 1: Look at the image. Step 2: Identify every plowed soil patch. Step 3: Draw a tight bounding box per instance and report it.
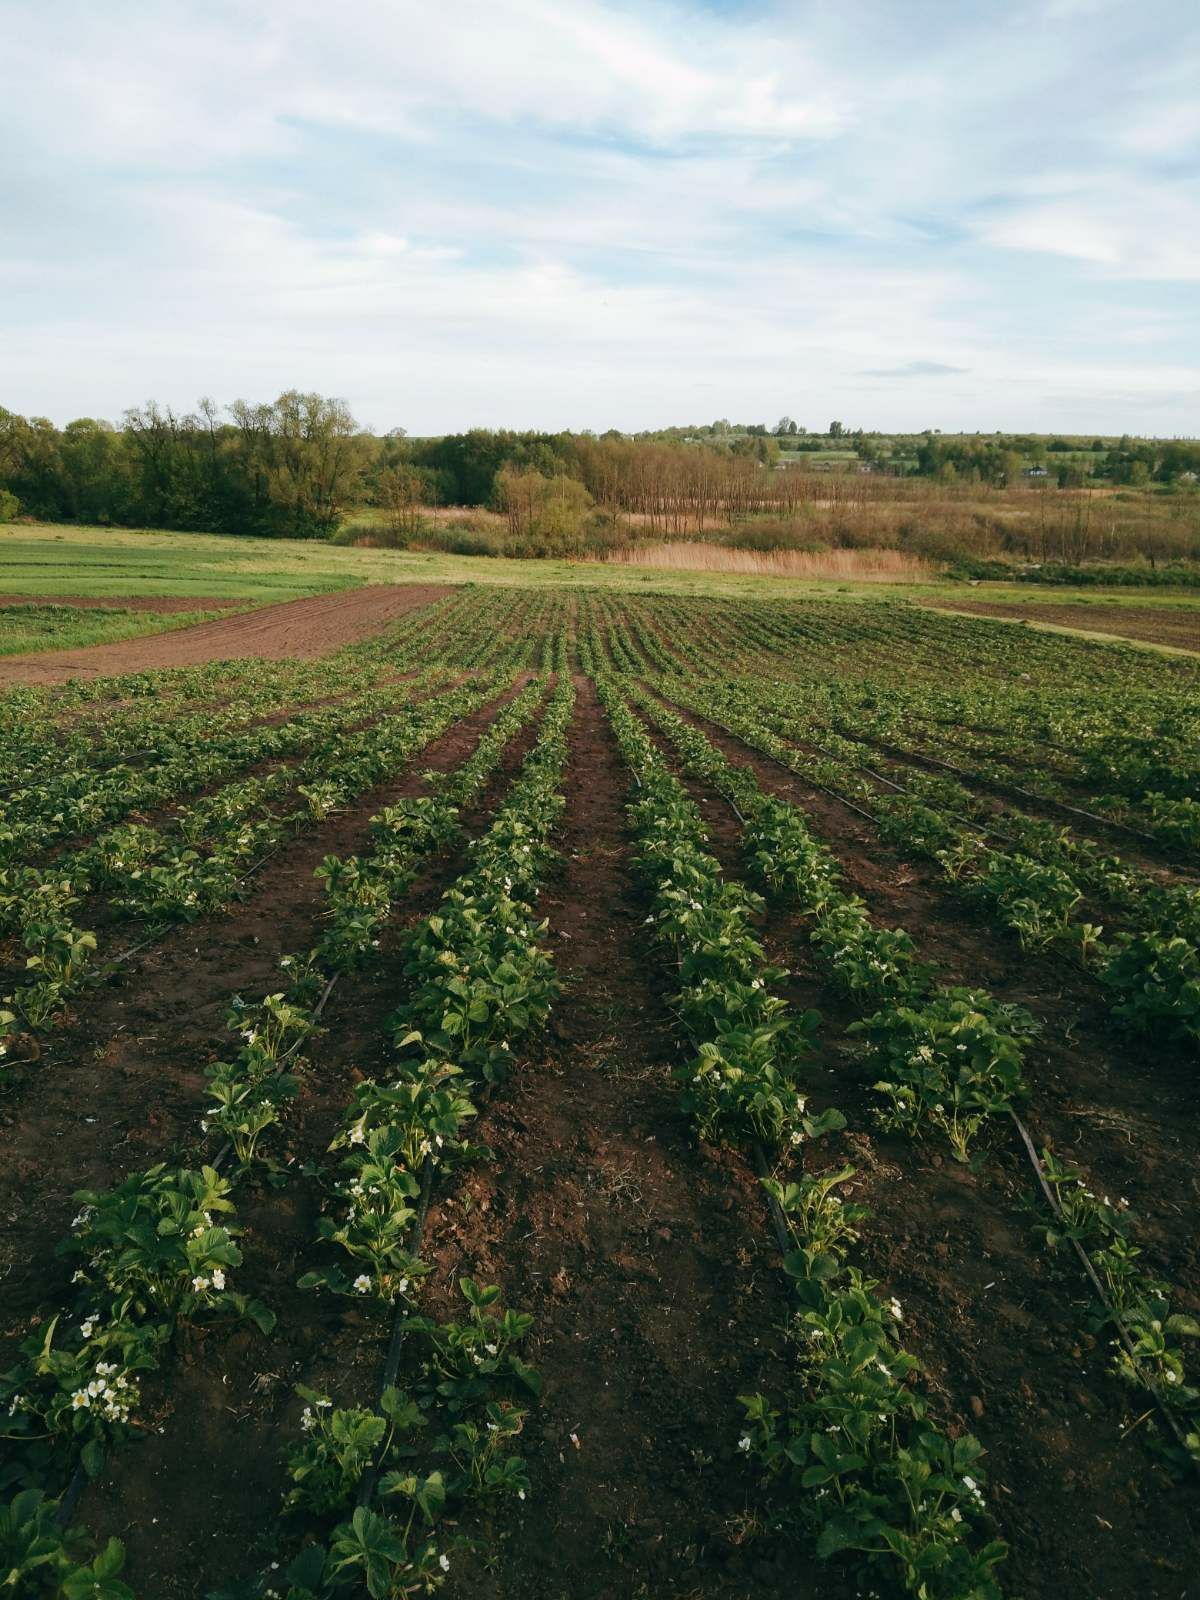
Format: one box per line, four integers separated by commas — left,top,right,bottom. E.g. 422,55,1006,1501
924,598,1200,651
0,584,453,683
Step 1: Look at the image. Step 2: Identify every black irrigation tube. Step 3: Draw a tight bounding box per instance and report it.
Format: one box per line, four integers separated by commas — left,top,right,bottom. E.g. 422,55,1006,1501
855,734,1161,847
16,836,301,1060
777,726,1029,850
1008,1109,1195,1466
646,687,1013,849
672,695,1161,895
752,1142,792,1258
651,689,1027,852
354,1154,437,1511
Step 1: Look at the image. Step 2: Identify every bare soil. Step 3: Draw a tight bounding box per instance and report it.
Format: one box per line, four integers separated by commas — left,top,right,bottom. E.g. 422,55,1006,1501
925,599,1200,653
427,678,818,1599
0,585,453,683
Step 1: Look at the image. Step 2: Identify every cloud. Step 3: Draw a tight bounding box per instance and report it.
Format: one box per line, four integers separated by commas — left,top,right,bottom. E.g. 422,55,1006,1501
983,180,1200,281
0,0,1196,432
856,361,969,378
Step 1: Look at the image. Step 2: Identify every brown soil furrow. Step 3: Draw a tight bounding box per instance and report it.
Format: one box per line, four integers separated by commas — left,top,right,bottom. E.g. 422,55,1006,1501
417,676,820,1600
0,584,453,684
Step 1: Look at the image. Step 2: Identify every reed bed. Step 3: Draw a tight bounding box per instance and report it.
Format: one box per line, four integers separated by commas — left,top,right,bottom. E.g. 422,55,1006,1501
600,542,937,581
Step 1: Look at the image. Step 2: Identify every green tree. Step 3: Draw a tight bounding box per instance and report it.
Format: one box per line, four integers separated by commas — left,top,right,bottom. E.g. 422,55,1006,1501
228,390,364,538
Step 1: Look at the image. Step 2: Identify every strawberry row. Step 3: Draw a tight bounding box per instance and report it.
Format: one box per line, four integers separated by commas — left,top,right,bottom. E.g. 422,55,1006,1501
239,677,575,1598
633,682,1200,1466
0,680,556,1596
0,675,507,1042
664,676,1200,1049
597,675,1006,1600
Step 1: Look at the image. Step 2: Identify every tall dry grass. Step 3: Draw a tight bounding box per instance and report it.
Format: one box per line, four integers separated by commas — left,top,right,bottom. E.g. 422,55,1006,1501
600,543,937,581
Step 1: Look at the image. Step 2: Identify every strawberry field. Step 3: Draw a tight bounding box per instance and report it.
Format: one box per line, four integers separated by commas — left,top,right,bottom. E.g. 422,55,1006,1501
0,586,1196,1600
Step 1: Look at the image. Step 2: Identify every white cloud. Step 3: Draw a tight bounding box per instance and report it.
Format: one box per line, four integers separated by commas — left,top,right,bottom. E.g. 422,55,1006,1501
5,0,849,169
985,179,1200,281
1,0,1197,432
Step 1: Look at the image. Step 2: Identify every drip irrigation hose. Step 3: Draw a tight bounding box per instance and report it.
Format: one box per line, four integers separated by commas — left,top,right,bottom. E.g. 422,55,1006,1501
752,1143,793,1259
1008,1109,1194,1465
858,735,1159,847
355,1154,437,1511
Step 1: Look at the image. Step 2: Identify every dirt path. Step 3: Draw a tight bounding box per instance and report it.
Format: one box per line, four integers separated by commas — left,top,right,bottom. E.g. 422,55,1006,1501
923,598,1200,653
424,677,817,1600
0,584,453,683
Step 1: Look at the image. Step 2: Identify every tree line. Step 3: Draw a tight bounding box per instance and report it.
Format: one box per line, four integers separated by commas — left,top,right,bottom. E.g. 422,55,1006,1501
1,395,1195,547
0,393,362,539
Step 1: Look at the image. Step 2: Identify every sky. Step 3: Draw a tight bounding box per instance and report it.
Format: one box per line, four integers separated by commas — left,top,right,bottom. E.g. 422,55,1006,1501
1,0,1198,435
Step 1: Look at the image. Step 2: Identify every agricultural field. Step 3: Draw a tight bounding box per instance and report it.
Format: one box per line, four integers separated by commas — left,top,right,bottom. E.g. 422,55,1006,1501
0,586,1197,1600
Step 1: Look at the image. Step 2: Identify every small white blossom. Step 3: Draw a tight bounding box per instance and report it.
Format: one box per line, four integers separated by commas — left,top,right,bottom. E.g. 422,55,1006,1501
354,1274,372,1294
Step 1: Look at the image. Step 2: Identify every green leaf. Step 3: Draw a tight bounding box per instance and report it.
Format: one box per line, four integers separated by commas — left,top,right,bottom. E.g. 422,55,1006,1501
815,1512,879,1559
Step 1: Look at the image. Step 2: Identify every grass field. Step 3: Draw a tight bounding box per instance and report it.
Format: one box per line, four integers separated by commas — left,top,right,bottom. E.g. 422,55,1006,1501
0,601,235,657
5,521,1200,618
